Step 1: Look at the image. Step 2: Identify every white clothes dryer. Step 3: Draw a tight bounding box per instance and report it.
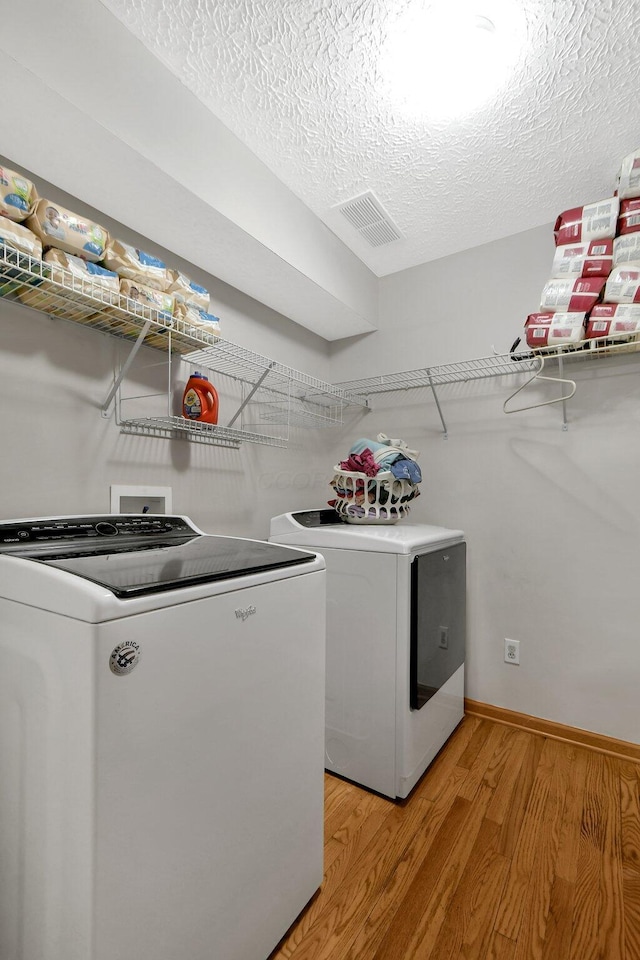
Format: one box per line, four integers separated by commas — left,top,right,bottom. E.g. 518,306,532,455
270,509,466,800
0,514,325,960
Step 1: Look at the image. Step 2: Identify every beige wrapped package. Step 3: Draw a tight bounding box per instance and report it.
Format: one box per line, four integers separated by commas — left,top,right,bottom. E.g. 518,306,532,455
114,279,188,351
175,301,221,340
119,278,174,317
16,247,120,322
0,216,43,259
0,165,38,222
167,269,210,311
0,217,43,299
111,278,173,346
43,249,120,292
27,199,109,262
102,239,170,291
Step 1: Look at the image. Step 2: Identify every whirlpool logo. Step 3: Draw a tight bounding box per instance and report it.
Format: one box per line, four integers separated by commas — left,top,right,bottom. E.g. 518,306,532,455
235,604,257,622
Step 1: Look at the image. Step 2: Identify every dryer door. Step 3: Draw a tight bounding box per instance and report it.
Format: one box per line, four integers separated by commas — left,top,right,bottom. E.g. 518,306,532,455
410,542,466,710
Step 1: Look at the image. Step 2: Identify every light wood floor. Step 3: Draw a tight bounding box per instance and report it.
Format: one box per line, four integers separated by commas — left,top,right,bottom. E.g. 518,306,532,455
268,715,640,960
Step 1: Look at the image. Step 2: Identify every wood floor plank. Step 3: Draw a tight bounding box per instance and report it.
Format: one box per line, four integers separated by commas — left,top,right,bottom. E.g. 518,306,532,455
428,817,510,960
620,760,640,872
413,714,481,803
324,784,370,843
494,737,558,941
343,764,476,960
324,787,392,870
569,749,606,960
623,866,640,960
553,745,589,885
458,719,495,770
458,723,510,803
540,876,575,960
485,729,530,826
496,732,545,860
371,785,496,960
539,745,588,959
323,772,344,803
597,755,625,959
512,739,569,960
486,932,517,960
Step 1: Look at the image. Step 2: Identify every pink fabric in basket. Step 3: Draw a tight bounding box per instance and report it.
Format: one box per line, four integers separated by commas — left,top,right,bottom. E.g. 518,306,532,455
339,448,379,477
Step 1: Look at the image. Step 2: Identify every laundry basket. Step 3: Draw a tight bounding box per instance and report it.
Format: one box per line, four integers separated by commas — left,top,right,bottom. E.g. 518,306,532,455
329,466,419,525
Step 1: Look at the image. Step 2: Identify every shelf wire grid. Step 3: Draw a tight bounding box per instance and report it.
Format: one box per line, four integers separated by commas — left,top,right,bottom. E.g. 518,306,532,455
337,339,640,397
117,415,288,448
184,343,365,411
0,241,366,433
337,353,540,395
0,242,221,354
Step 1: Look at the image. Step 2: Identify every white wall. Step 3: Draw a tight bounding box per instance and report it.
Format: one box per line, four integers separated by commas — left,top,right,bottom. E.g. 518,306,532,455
0,166,335,541
331,227,640,746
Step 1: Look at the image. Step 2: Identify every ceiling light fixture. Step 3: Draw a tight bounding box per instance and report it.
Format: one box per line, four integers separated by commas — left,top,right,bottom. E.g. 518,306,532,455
380,0,526,120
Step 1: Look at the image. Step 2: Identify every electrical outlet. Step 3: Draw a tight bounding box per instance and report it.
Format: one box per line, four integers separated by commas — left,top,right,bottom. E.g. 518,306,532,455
438,626,449,650
504,638,520,665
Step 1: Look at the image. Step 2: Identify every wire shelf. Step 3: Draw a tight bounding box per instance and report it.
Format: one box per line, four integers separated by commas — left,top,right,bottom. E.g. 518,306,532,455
337,339,640,397
0,242,222,354
184,343,365,408
337,353,540,395
0,241,366,440
118,416,288,448
255,396,346,427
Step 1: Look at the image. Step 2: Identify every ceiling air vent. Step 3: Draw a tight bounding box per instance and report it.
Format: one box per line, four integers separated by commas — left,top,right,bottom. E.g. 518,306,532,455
334,191,403,247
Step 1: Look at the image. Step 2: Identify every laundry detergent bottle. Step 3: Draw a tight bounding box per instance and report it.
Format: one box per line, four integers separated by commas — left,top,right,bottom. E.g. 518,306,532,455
182,372,219,424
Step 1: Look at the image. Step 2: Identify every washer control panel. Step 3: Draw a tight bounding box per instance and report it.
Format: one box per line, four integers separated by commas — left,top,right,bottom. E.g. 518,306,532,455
0,515,196,551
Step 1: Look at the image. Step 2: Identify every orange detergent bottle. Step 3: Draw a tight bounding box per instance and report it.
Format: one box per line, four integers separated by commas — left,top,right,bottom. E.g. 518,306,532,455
182,372,219,424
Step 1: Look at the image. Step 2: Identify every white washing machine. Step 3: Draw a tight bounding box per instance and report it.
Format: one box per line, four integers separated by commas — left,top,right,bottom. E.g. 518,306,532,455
270,509,466,800
0,514,326,960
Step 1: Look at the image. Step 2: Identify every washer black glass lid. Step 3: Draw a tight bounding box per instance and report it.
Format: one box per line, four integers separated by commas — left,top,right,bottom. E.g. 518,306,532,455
0,516,316,597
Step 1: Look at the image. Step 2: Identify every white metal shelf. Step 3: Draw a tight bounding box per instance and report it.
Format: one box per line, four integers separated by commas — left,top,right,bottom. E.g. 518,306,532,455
117,416,288,448
337,338,640,435
0,242,366,446
337,352,540,395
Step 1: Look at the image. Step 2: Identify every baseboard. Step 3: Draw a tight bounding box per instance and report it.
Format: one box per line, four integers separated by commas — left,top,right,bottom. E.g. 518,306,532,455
464,698,640,764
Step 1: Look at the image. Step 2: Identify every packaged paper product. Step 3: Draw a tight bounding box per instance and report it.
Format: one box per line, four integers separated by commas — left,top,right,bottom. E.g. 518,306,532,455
553,197,619,246
176,302,221,338
604,266,640,304
0,165,38,222
44,249,120,293
15,247,120,319
613,233,640,267
0,216,42,259
617,198,640,236
616,148,640,199
119,278,174,322
550,239,613,280
167,270,210,311
27,199,109,262
586,303,640,339
102,239,169,291
539,276,605,313
0,218,43,299
525,312,587,348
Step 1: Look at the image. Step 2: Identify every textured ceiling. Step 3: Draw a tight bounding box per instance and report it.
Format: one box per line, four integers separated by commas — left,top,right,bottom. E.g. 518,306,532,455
100,0,640,277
